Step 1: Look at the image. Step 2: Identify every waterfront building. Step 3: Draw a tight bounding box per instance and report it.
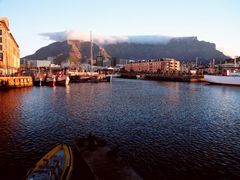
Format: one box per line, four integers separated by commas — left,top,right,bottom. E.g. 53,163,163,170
116,59,132,66
23,60,51,68
124,58,181,73
0,17,20,75
96,55,104,66
96,48,104,66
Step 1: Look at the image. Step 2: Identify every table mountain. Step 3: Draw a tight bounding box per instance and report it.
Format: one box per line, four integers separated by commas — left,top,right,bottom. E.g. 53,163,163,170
103,37,229,63
22,37,229,64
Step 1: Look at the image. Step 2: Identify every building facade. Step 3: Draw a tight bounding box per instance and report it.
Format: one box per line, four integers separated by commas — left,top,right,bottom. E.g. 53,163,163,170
24,60,51,68
0,17,20,75
124,58,180,73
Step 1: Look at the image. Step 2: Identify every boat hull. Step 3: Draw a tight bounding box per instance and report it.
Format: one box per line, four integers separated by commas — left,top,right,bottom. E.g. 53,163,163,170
57,76,70,86
204,75,240,86
33,79,45,86
45,77,56,86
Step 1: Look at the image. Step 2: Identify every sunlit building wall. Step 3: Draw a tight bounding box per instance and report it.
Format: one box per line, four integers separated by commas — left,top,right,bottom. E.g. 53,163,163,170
124,58,180,72
0,17,20,75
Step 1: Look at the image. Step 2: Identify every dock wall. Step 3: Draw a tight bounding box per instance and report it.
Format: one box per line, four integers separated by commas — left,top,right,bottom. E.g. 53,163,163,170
120,72,205,82
0,76,33,89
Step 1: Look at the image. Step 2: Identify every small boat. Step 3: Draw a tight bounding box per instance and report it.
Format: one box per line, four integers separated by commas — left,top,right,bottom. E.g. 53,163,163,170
136,74,145,80
26,144,73,180
45,76,56,87
57,75,70,86
33,77,44,86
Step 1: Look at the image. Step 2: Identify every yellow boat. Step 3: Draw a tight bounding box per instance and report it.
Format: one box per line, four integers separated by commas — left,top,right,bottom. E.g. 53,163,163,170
26,144,73,180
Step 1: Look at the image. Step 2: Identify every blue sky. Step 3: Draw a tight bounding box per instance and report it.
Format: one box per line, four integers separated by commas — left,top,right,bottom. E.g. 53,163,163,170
0,0,239,57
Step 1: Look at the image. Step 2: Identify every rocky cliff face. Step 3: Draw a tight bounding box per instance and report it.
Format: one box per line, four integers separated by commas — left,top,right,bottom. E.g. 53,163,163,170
22,40,110,64
22,37,229,64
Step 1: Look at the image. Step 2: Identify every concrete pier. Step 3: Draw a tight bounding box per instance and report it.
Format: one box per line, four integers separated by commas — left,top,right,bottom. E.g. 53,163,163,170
0,76,33,89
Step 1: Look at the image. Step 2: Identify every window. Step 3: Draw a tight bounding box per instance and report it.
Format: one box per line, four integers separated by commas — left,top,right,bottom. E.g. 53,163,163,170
0,37,2,43
0,45,2,50
0,53,3,61
0,29,2,35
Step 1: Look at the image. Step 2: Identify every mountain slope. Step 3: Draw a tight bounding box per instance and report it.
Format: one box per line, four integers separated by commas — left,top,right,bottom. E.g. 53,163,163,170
22,40,110,64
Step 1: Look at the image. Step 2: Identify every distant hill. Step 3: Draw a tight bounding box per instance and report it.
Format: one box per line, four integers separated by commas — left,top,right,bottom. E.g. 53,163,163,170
22,37,229,64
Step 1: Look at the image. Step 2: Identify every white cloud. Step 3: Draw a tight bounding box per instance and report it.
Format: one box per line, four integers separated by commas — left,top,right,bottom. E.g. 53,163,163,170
39,30,173,44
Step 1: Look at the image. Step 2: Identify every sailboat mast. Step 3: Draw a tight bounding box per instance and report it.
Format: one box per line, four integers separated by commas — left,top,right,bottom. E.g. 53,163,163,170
90,31,93,72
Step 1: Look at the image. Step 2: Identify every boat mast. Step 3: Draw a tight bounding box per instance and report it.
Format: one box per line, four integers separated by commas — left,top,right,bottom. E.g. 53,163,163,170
90,31,93,72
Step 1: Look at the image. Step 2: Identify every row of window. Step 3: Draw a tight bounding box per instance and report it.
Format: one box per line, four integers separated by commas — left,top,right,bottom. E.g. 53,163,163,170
0,30,2,60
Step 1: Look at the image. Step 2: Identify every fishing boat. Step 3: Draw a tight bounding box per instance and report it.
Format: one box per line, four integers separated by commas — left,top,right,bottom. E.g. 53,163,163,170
33,77,44,86
33,68,45,86
45,76,56,87
26,144,73,180
204,70,240,86
57,75,70,86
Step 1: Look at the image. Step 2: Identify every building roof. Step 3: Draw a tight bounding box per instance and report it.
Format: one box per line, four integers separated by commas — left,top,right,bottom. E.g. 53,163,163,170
0,17,10,31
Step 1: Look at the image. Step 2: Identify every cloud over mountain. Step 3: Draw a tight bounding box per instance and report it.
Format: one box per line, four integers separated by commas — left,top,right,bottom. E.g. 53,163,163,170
39,30,173,44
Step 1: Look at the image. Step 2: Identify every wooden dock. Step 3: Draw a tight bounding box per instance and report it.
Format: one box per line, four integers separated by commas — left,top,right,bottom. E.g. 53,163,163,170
0,76,33,89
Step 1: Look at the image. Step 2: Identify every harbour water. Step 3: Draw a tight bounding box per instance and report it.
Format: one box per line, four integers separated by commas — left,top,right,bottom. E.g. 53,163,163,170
1,78,240,179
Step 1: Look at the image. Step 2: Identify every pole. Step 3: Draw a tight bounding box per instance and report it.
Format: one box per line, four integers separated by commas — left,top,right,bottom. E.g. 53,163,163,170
90,31,93,72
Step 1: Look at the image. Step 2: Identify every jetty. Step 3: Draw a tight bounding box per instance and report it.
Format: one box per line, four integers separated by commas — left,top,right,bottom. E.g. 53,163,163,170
0,76,33,89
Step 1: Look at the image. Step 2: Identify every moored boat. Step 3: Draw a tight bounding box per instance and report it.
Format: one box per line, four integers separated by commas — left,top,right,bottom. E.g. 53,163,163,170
45,76,56,87
136,74,145,80
33,77,45,86
57,75,70,86
204,73,240,86
26,144,73,180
